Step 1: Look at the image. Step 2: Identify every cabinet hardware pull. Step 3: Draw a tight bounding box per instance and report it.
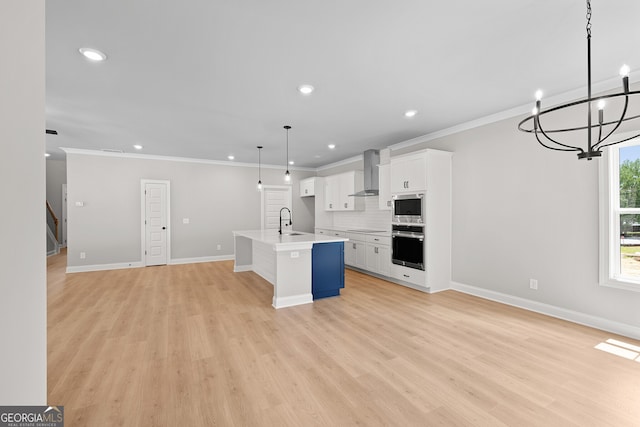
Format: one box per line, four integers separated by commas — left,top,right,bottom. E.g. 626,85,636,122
403,274,410,277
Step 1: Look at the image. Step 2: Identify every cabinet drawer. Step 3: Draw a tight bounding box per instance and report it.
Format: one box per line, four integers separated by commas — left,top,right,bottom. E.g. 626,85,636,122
366,234,390,246
316,229,346,238
391,264,426,287
347,232,366,242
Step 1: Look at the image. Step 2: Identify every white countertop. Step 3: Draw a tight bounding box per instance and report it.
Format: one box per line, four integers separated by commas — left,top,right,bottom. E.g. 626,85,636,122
315,226,391,237
233,229,349,251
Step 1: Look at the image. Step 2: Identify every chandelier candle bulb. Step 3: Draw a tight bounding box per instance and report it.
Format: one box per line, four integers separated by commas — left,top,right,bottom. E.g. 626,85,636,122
598,101,605,124
535,90,543,101
620,64,630,77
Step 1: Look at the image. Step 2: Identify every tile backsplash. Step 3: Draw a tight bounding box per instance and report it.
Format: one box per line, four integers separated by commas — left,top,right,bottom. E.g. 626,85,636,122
332,196,391,231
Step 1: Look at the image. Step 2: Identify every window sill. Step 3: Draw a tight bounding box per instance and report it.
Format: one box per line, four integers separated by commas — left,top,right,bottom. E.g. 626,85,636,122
600,277,640,293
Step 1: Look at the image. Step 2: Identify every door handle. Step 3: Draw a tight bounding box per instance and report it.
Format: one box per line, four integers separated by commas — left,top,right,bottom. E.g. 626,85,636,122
162,226,167,230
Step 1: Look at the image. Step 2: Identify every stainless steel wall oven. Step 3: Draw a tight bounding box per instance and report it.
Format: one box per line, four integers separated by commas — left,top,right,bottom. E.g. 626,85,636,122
391,224,425,270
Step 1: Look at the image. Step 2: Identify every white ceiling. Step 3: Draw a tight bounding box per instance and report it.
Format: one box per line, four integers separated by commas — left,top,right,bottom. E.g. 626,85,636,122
45,0,640,167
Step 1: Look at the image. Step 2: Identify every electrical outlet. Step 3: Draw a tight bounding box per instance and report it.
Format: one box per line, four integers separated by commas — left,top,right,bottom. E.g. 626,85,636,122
529,279,538,290
216,244,221,251
80,252,86,259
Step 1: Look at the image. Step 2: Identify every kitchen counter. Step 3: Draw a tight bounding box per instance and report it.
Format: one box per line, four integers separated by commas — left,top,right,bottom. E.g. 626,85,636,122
233,229,348,250
233,230,349,308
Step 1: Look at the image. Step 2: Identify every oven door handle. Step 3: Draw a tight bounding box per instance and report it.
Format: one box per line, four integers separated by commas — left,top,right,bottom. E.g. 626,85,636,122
392,232,424,240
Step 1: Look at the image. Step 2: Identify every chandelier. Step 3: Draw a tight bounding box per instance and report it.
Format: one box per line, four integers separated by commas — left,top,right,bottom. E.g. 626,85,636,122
518,0,640,160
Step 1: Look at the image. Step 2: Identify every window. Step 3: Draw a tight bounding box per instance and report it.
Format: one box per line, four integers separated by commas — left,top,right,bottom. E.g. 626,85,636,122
600,137,640,291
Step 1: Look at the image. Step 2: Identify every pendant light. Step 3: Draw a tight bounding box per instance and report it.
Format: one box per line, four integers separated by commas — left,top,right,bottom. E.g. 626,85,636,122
518,0,640,160
256,145,263,191
284,125,291,182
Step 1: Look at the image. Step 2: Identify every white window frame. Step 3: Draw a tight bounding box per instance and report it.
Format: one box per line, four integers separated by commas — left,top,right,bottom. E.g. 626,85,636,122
599,135,640,292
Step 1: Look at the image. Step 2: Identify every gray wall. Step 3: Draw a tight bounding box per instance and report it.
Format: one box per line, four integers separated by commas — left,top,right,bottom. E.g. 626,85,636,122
394,115,640,330
0,0,47,404
315,115,640,332
66,153,315,267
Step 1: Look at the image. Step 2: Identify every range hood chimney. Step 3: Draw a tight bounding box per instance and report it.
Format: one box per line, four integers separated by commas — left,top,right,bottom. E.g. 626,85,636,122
350,149,380,197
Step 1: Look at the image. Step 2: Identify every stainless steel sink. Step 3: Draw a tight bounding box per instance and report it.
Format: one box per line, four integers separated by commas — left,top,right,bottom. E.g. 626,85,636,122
284,232,303,236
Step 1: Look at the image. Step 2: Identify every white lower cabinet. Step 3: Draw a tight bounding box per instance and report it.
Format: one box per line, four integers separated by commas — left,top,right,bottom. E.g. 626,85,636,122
317,229,392,280
345,233,367,269
365,243,390,276
345,232,390,277
364,234,391,276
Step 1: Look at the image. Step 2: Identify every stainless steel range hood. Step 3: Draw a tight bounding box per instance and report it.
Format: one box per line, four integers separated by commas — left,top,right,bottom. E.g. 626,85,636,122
349,149,380,197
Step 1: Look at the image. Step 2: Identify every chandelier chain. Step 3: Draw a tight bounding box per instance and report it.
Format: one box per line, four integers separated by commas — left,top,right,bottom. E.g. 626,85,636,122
586,0,592,37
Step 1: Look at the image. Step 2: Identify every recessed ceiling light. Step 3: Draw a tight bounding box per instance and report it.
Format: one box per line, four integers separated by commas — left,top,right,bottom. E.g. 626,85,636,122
44,153,51,157
79,48,107,61
328,144,336,150
228,155,235,160
289,160,295,165
133,144,143,150
404,110,418,118
298,84,314,95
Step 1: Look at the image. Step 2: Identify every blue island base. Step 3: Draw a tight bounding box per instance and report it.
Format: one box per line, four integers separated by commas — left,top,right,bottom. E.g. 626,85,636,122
311,242,345,300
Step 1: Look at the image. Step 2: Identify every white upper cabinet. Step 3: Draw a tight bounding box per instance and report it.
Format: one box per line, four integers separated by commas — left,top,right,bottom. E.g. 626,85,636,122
299,177,315,197
324,171,364,211
390,152,427,194
378,163,391,210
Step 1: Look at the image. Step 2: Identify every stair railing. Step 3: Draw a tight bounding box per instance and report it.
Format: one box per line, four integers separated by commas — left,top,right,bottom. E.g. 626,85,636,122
46,200,59,242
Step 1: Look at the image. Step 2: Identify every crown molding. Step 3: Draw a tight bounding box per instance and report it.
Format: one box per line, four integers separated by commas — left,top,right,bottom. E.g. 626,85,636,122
59,147,315,171
389,71,639,152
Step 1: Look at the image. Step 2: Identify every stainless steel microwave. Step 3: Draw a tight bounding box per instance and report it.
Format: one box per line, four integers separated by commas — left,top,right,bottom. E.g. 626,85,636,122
392,193,424,223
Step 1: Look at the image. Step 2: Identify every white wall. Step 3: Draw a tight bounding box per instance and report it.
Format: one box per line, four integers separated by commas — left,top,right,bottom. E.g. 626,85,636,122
394,114,640,335
66,152,315,268
0,0,47,404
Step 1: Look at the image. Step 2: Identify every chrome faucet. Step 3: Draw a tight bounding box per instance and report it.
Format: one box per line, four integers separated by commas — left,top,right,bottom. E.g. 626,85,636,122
279,207,292,234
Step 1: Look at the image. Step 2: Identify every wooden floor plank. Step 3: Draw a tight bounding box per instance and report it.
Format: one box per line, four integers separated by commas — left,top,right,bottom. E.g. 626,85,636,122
47,251,640,426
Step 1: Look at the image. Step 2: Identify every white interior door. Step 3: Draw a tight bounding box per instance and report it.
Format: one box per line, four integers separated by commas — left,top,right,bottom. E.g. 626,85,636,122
261,186,292,231
143,181,170,266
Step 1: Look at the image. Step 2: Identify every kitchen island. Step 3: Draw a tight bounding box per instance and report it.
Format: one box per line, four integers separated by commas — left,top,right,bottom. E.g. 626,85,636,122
233,230,348,308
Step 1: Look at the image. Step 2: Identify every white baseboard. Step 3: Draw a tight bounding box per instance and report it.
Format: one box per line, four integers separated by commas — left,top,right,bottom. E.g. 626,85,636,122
170,255,234,265
66,261,143,273
66,255,235,273
272,293,313,309
450,281,640,341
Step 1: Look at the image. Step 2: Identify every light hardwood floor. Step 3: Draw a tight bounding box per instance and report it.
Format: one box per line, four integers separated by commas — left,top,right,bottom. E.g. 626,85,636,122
47,251,640,426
